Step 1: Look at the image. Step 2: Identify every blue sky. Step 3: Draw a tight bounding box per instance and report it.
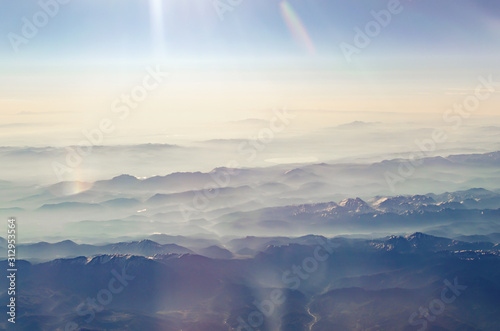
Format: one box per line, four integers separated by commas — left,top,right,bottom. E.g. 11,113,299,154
1,0,499,146
2,0,500,63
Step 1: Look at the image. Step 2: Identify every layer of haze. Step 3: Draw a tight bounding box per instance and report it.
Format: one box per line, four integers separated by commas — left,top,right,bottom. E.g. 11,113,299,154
1,0,500,148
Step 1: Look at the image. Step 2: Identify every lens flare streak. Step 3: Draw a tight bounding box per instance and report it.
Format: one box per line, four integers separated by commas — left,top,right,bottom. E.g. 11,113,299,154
279,1,316,55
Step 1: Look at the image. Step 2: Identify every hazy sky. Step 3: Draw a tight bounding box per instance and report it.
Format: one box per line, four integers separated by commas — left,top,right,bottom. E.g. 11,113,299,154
1,0,500,146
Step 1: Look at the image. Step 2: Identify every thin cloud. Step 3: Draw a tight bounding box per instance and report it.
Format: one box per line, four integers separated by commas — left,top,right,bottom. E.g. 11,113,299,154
16,111,73,115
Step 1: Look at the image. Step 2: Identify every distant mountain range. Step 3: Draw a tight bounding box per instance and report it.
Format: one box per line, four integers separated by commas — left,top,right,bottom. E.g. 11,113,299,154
2,150,500,241
2,232,499,330
1,150,500,329
213,188,500,236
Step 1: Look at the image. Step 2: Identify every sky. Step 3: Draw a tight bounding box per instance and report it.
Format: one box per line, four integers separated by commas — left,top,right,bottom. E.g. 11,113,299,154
1,0,500,146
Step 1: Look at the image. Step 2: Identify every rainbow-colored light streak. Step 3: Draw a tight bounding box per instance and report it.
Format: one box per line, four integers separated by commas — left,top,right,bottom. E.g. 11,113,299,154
279,1,316,55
